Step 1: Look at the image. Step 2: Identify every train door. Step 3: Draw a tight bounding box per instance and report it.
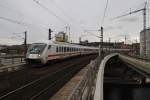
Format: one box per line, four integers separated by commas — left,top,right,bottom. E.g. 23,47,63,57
47,45,55,60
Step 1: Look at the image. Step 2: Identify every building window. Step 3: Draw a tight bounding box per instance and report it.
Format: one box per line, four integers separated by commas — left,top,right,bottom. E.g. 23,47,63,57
67,47,69,52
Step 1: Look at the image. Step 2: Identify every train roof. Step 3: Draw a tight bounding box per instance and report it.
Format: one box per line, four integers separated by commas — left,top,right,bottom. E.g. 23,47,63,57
32,40,98,49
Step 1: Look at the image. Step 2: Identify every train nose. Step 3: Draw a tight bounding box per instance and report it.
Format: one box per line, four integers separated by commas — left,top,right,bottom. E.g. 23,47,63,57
28,54,40,59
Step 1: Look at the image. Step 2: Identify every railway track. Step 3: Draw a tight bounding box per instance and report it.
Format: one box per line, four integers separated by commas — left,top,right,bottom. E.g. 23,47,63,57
0,54,97,100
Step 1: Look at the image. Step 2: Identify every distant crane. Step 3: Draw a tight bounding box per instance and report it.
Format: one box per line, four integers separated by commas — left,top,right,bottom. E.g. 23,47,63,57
113,2,148,56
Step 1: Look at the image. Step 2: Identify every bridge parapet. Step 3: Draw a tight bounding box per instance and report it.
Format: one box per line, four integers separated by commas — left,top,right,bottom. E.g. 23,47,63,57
67,56,101,100
67,53,119,100
119,55,150,77
94,53,118,100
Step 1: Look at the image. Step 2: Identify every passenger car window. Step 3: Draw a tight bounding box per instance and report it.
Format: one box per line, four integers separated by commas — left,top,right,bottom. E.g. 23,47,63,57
64,47,66,52
59,47,61,52
48,45,51,49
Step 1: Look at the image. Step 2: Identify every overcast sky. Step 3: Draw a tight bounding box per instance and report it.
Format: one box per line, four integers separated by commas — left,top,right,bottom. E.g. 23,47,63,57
0,0,149,45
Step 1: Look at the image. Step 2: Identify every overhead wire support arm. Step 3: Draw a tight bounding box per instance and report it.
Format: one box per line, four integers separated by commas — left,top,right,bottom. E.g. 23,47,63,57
112,2,148,57
101,0,109,26
84,30,101,38
112,8,144,20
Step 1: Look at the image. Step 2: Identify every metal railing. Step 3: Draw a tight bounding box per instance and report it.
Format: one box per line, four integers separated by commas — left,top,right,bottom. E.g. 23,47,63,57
127,54,150,61
0,55,25,67
67,57,101,100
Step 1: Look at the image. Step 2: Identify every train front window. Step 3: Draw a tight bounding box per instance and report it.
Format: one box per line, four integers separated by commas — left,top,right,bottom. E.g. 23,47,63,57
28,44,46,54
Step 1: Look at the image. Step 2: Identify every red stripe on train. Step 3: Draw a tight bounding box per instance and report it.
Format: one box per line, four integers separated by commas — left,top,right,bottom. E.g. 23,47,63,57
48,52,79,57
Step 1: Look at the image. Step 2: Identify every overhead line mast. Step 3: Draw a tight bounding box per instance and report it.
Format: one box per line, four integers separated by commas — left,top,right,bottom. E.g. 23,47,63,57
113,2,148,56
143,2,147,57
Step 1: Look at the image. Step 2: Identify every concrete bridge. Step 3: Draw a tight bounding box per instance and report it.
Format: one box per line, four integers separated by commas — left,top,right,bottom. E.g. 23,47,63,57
94,53,150,100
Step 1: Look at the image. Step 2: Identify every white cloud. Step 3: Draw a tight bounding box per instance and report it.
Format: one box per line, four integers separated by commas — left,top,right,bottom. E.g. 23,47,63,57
0,0,148,44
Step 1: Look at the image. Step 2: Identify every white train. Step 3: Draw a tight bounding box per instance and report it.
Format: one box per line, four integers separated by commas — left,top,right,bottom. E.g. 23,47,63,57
26,40,98,64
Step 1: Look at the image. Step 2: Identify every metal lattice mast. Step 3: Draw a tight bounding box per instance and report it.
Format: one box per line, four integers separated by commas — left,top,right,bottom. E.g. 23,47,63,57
143,2,147,57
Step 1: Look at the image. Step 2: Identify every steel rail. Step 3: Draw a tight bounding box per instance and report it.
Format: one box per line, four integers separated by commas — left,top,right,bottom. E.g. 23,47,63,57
30,62,84,100
0,56,91,100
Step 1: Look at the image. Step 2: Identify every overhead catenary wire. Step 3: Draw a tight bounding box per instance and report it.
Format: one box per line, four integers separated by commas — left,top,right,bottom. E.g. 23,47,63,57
0,3,51,31
37,0,88,42
0,16,27,26
49,0,72,22
48,0,84,31
0,16,48,30
84,31,100,38
0,3,69,35
32,0,68,25
32,0,77,37
101,0,109,26
49,0,106,42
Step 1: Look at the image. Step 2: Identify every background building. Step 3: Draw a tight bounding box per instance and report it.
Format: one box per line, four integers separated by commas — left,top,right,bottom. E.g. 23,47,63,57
140,28,150,58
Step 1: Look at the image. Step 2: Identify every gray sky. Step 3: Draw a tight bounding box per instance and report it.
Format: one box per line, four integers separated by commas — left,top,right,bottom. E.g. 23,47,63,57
0,0,149,45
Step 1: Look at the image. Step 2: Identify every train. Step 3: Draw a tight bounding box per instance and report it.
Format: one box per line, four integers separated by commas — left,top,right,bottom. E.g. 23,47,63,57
26,40,99,64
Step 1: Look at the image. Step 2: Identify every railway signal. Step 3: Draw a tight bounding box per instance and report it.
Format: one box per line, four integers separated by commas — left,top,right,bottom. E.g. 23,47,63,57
99,27,103,57
24,31,27,54
48,28,52,40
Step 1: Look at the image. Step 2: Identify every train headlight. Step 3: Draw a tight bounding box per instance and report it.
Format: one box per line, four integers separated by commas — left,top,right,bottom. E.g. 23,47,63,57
38,54,41,57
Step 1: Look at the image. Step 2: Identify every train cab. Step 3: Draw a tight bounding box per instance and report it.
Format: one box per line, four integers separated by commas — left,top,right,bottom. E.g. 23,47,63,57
26,43,48,64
